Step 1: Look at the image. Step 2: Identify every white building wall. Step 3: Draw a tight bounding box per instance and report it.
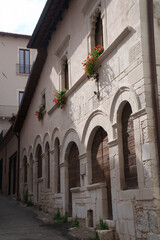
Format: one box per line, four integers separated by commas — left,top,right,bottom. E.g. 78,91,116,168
19,0,160,239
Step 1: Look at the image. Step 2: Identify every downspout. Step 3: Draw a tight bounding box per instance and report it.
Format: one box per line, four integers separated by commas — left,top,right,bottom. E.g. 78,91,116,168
147,0,160,161
15,132,20,199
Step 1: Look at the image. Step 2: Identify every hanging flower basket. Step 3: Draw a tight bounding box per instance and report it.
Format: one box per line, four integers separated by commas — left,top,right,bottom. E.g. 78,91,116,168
35,104,45,120
82,45,104,80
53,89,66,109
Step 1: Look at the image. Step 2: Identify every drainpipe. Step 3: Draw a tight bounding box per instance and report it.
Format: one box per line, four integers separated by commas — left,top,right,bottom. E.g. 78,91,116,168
147,0,160,161
15,132,20,200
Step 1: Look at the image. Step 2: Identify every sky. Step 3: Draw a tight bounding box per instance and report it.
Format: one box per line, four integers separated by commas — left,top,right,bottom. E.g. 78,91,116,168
0,0,47,35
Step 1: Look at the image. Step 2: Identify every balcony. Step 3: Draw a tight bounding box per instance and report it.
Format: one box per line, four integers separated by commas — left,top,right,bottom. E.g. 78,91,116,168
0,105,18,119
16,64,31,75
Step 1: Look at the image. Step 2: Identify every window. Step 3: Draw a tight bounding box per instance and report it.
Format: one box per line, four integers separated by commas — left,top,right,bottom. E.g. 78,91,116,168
121,103,138,189
64,59,69,90
42,93,46,108
19,49,30,74
60,57,69,90
55,35,70,90
19,91,24,105
95,12,103,46
85,3,104,52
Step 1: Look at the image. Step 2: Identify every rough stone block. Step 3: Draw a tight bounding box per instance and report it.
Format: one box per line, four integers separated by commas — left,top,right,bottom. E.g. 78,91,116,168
97,230,114,240
127,220,135,237
149,211,159,234
117,202,134,220
136,210,149,232
147,233,160,240
142,143,151,160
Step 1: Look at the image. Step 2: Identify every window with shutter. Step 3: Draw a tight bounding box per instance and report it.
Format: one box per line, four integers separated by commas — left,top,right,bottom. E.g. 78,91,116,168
68,142,80,216
37,146,42,179
122,103,138,189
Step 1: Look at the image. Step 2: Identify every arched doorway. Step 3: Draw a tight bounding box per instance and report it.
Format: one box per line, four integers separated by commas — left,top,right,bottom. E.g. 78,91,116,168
35,144,42,203
68,142,80,216
121,102,138,189
91,127,112,220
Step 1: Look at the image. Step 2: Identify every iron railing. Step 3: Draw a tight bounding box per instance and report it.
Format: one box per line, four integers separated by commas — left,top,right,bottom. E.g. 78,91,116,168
16,64,31,74
0,105,18,118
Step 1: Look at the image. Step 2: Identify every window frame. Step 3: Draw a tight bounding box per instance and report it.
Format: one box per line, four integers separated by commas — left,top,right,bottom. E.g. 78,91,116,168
19,91,24,105
55,35,70,90
121,103,138,190
84,1,106,53
19,49,30,74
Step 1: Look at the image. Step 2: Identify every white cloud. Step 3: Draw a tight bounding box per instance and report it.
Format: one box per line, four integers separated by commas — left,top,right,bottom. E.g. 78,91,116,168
0,0,47,35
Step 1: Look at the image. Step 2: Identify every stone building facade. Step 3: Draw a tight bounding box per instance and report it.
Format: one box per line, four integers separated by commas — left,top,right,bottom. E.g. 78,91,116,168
12,0,160,239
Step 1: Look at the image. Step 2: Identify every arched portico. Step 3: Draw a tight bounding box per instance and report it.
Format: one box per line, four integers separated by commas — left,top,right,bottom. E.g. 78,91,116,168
61,129,82,216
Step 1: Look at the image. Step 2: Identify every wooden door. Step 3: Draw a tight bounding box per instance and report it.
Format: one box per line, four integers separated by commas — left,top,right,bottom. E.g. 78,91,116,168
91,127,112,219
68,143,80,216
122,103,138,189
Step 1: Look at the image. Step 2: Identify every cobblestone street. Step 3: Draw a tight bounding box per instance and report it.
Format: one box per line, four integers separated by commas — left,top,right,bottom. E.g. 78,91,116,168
0,194,77,240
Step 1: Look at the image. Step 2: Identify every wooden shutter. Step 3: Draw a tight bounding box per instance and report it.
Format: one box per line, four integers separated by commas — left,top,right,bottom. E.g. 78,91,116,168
68,143,80,188
91,127,109,183
38,147,42,178
57,139,60,193
122,103,138,189
68,143,80,216
91,127,112,219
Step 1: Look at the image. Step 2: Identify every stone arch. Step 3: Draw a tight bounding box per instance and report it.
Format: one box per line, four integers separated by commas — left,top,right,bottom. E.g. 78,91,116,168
43,132,51,150
110,86,140,125
54,137,61,193
82,111,113,220
61,128,82,216
23,156,28,184
33,135,43,157
51,127,61,150
82,110,113,149
61,128,82,162
21,148,28,165
64,140,80,217
28,146,33,159
43,132,51,189
28,146,33,194
44,141,50,189
21,149,28,192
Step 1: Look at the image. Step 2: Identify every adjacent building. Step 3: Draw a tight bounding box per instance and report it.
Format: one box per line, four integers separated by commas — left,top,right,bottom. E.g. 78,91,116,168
1,0,160,239
0,32,36,195
0,32,36,134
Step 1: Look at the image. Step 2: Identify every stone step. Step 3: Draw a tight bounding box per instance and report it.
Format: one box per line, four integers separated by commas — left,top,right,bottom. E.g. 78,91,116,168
97,229,115,240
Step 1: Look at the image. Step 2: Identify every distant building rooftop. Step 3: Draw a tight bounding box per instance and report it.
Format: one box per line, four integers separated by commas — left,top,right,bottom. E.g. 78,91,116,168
0,31,30,39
